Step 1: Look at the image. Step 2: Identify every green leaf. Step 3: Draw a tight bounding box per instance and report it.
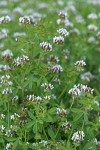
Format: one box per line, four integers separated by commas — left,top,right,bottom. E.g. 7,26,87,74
67,140,71,150
28,111,35,120
12,139,19,150
26,121,34,129
45,115,53,122
0,138,4,143
33,121,38,133
48,128,55,139
48,107,56,114
73,112,83,122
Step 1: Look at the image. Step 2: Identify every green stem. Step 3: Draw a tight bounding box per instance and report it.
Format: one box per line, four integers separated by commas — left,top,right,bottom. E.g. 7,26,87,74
69,97,75,111
25,130,27,143
8,100,10,129
58,86,67,100
54,125,61,139
43,127,48,140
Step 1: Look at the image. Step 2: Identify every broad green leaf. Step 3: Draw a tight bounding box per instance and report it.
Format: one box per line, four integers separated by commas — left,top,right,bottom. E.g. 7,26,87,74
73,112,83,122
12,139,19,150
47,128,55,139
28,111,35,120
26,121,34,129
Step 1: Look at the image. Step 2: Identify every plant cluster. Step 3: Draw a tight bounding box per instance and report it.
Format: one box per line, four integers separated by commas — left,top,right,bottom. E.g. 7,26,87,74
0,0,100,150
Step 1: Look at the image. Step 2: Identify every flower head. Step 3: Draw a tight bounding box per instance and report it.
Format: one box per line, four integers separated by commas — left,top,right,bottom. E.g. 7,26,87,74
1,49,13,60
58,11,68,19
57,108,67,117
53,36,64,44
74,60,86,71
57,28,69,37
68,84,94,97
19,16,32,24
50,64,63,73
72,131,85,143
40,41,52,51
41,83,54,90
0,15,11,24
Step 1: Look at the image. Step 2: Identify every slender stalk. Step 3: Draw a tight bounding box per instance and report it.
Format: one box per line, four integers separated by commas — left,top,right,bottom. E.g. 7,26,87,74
43,127,48,140
58,86,67,100
8,99,10,129
69,97,75,111
25,130,27,143
54,125,61,139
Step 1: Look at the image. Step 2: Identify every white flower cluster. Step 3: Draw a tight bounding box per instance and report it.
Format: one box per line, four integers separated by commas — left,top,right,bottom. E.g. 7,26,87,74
57,11,72,38
41,83,54,90
0,114,5,119
48,55,59,64
40,41,52,51
0,75,10,83
0,43,4,50
0,29,8,40
70,28,80,35
11,113,20,120
13,55,29,66
0,125,5,132
50,64,63,73
76,15,84,23
13,7,23,15
58,11,68,19
12,95,18,102
57,28,69,37
6,143,13,150
88,36,95,44
94,138,100,146
33,142,38,147
39,140,48,147
0,15,11,24
62,121,71,130
57,108,67,117
1,49,13,60
35,96,42,103
65,20,73,28
88,24,97,32
53,36,64,44
13,32,26,38
81,72,93,82
2,65,11,71
74,60,86,71
33,140,48,148
19,16,32,24
2,88,12,95
44,95,51,100
0,75,12,86
25,95,42,103
25,94,35,101
5,129,13,137
87,0,100,5
68,84,94,96
53,77,61,85
96,31,100,37
94,100,99,107
88,13,98,19
71,131,85,143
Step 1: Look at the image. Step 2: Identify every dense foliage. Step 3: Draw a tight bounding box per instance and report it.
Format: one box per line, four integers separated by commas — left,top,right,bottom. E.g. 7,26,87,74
0,0,100,150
